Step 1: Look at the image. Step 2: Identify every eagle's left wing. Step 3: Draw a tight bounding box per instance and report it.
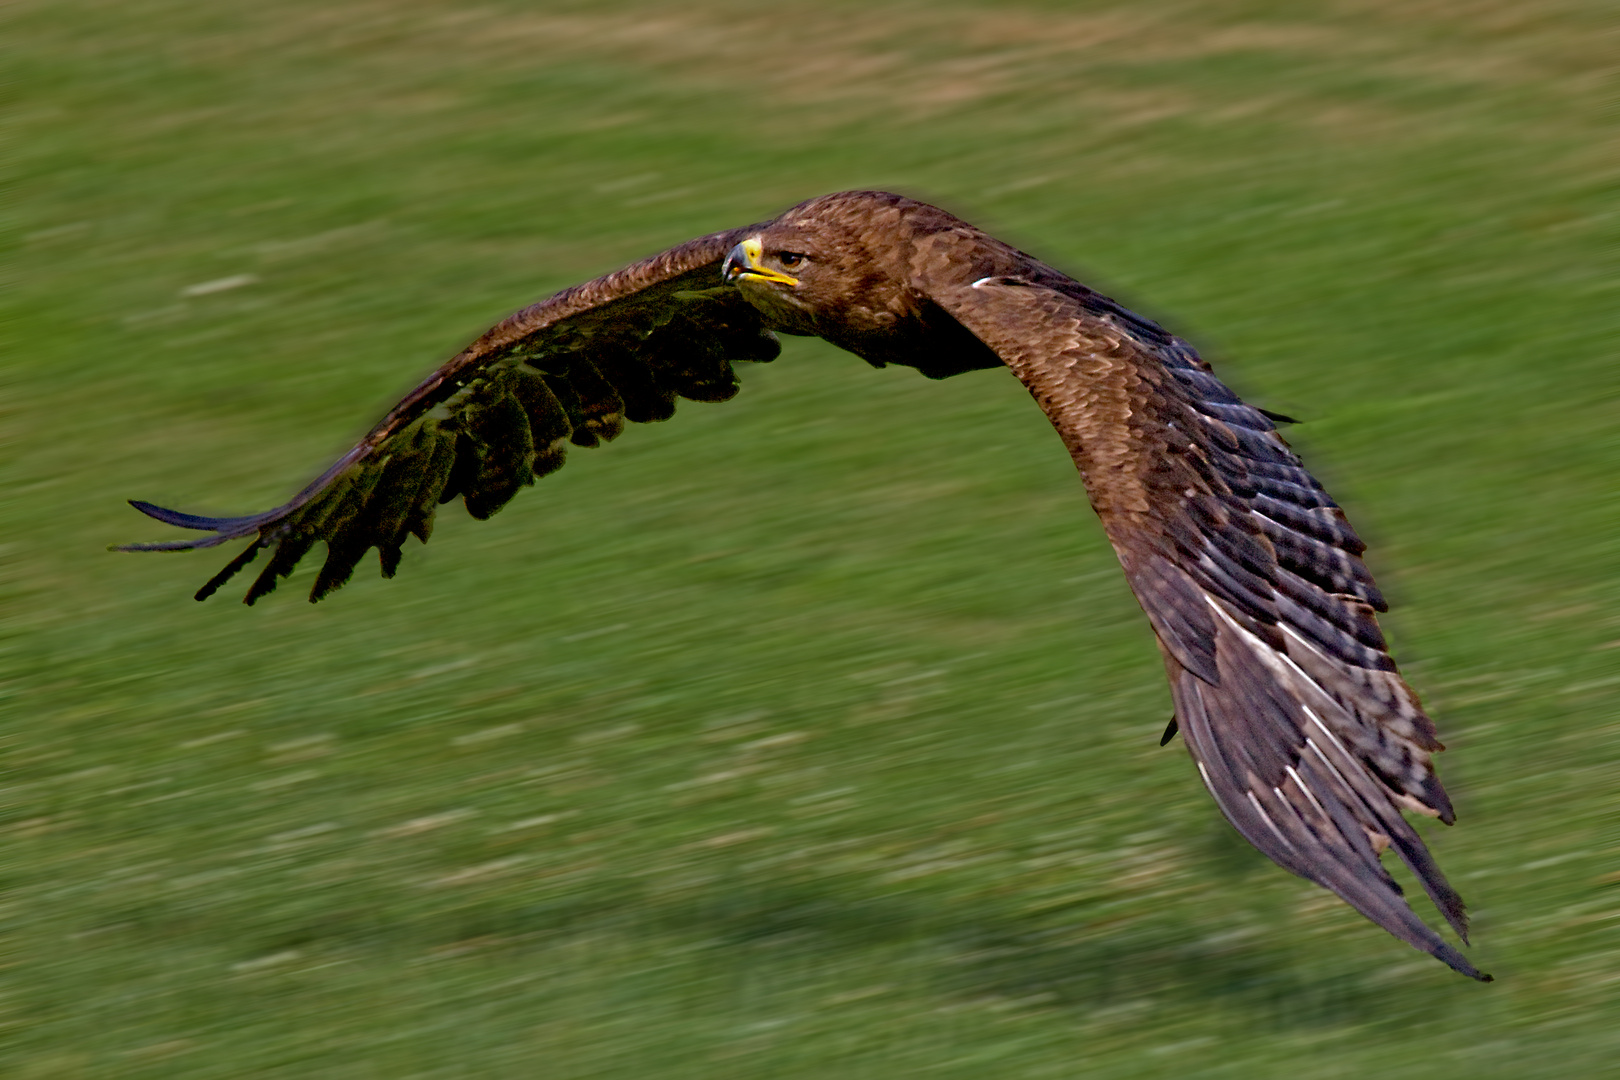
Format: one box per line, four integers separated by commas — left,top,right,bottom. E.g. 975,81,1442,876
922,266,1488,981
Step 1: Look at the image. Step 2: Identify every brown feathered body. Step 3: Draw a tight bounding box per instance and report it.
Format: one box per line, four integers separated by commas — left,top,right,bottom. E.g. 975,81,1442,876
121,191,1486,980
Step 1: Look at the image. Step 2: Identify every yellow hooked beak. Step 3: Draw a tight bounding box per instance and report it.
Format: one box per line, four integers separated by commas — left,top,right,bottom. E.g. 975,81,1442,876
722,237,799,287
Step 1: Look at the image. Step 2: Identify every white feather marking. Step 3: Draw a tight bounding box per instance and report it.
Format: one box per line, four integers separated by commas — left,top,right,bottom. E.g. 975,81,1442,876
1205,597,1344,717
1303,705,1352,757
1285,765,1328,819
1202,597,1396,829
1246,790,1293,850
1277,623,1377,714
1280,622,1329,661
970,276,996,288
1272,787,1302,832
1304,736,1359,805
1286,623,1441,817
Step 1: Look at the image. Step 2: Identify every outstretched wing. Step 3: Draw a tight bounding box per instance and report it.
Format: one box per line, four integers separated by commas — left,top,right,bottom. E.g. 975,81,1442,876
119,224,780,603
925,268,1488,981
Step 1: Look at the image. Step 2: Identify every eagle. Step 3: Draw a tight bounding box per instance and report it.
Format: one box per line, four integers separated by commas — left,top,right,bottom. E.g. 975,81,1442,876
120,191,1488,981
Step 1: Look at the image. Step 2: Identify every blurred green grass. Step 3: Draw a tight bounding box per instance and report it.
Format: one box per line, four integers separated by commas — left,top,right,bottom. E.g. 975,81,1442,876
7,1,1617,1076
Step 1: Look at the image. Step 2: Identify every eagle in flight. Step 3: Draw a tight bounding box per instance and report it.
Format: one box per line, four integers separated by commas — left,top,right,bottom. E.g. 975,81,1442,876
121,191,1487,981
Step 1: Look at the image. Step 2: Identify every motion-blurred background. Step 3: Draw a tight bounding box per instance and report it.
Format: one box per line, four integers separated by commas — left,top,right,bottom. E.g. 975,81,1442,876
9,1,1616,1076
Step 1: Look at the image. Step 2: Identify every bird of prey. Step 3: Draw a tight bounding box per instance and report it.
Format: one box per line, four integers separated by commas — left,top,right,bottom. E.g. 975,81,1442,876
120,191,1488,981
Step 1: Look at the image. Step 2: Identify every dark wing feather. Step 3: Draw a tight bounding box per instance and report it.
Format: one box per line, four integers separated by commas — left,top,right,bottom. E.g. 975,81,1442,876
924,267,1486,980
118,225,779,603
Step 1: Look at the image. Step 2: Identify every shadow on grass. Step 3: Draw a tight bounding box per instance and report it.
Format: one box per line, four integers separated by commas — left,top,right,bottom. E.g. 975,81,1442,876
202,866,1461,1032
655,883,1441,1031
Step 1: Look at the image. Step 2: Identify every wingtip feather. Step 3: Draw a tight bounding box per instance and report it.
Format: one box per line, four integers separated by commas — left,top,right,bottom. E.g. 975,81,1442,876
117,499,261,551
194,541,264,601
129,499,239,531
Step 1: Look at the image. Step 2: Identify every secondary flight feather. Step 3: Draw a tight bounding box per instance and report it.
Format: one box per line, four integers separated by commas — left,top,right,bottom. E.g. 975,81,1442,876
119,191,1487,981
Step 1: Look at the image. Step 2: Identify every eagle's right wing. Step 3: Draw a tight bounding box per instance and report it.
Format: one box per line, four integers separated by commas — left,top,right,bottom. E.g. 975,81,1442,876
118,224,779,604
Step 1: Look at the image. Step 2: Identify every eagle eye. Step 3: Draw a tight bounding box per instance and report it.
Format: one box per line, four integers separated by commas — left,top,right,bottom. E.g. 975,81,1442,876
776,251,806,269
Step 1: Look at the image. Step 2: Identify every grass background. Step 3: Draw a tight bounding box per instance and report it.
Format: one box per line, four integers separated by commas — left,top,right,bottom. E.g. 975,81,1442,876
8,1,1617,1075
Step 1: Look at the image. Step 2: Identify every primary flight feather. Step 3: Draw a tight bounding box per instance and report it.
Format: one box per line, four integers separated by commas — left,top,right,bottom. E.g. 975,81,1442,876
120,191,1487,981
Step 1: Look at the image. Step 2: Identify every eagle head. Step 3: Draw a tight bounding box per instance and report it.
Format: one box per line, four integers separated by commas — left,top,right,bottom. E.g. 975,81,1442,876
722,192,926,340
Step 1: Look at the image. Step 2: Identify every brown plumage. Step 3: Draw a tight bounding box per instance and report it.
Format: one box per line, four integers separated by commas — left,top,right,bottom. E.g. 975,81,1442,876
119,191,1487,981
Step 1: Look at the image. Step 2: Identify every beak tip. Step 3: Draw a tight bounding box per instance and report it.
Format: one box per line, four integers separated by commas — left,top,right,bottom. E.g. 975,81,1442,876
722,241,751,284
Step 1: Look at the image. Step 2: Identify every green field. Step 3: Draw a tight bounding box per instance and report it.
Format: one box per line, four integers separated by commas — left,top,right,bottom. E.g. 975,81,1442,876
9,1,1617,1075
